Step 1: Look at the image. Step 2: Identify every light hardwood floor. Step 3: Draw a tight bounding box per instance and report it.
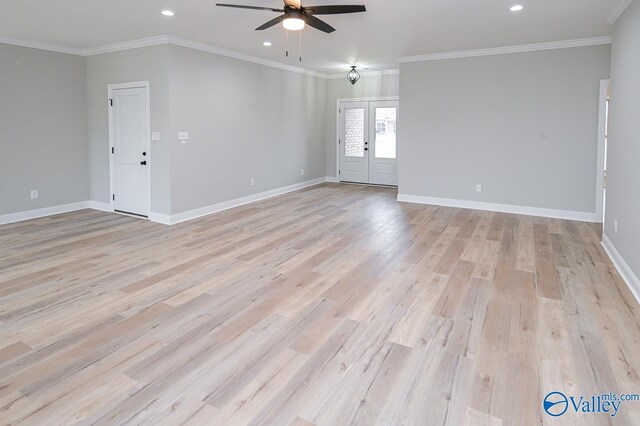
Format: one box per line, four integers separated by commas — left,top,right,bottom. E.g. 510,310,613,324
1,184,639,425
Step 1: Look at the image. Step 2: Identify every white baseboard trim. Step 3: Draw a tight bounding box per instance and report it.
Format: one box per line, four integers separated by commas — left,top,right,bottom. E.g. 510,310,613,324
87,200,113,212
0,201,90,225
161,177,330,225
148,212,172,225
601,235,640,305
326,176,339,183
0,178,331,227
397,194,598,222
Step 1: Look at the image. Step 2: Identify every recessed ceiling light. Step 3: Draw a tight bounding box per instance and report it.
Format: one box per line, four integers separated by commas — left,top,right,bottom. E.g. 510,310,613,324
510,5,524,12
161,10,175,16
263,41,272,47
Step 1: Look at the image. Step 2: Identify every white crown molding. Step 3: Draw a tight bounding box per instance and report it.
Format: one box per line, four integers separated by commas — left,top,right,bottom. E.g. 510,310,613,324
397,194,598,222
165,36,326,78
324,69,400,79
397,36,612,63
0,35,83,56
607,0,634,25
602,234,640,305
81,35,170,56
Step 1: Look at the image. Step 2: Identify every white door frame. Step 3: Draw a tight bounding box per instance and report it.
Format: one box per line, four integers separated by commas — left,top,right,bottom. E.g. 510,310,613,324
335,96,399,183
108,81,151,217
595,79,610,225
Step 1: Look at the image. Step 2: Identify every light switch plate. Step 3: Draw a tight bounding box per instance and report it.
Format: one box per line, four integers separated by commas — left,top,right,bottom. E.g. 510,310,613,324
178,132,189,140
152,132,160,141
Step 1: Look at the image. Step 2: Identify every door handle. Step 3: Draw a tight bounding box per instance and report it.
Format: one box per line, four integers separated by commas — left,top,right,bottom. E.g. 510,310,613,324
140,161,147,165
364,148,368,151
142,151,147,156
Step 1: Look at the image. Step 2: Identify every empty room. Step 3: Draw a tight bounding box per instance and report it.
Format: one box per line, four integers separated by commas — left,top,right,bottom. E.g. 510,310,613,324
1,0,640,424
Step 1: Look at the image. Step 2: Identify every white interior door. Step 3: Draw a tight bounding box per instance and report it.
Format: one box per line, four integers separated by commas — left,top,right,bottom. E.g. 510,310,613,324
369,101,399,186
111,86,149,217
339,100,398,186
339,102,369,183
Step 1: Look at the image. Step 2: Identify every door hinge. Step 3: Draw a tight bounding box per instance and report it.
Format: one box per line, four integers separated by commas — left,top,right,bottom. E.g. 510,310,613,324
111,147,114,154
109,99,113,107
339,108,341,113
339,139,341,144
112,194,115,201
339,170,341,175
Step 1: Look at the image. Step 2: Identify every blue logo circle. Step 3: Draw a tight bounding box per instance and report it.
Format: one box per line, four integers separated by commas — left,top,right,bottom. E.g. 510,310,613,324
543,392,568,417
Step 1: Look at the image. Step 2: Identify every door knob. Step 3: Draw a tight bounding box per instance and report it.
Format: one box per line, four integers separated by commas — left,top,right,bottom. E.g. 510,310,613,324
142,151,147,156
364,147,368,151
140,161,147,165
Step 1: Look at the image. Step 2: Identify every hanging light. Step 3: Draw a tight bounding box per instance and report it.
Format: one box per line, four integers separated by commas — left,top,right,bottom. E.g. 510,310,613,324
347,66,360,85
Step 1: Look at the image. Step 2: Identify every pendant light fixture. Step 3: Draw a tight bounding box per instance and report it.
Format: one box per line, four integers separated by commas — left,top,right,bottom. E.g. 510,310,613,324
347,66,360,85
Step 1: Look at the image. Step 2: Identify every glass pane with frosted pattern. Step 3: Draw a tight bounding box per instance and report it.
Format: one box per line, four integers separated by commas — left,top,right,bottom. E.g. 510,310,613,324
345,108,365,157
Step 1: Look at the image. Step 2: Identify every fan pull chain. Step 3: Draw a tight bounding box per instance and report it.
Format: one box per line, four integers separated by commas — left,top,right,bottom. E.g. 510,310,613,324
285,30,289,57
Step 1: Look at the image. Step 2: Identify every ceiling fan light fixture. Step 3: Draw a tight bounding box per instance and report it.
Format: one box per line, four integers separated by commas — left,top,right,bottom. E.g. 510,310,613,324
347,66,360,85
283,18,306,31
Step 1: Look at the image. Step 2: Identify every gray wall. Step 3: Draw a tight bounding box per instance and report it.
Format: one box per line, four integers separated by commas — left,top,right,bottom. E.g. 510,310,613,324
398,45,611,213
0,44,88,215
605,0,640,278
85,45,172,215
325,74,399,177
168,45,327,214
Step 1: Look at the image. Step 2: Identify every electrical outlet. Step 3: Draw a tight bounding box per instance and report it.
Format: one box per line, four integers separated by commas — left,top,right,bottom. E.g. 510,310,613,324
476,184,482,193
614,220,618,234
301,169,305,176
30,190,39,199
250,178,255,187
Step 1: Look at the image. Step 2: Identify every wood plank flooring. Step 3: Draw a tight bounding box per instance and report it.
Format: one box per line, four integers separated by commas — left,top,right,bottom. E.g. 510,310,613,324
1,183,639,425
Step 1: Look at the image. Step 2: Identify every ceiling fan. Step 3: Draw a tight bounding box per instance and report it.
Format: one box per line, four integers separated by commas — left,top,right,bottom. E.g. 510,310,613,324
216,0,366,33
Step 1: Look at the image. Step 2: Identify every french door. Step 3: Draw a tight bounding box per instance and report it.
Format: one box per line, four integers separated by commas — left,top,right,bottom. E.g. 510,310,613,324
339,100,398,186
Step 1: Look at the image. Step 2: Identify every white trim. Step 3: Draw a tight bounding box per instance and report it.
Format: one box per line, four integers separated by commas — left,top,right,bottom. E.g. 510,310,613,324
156,177,329,226
0,202,89,225
595,79,610,224
324,69,400,79
607,0,634,25
147,212,172,225
87,200,113,212
108,81,152,217
397,36,612,63
0,36,84,56
82,35,170,56
166,36,325,78
602,235,640,305
326,176,339,183
336,97,400,182
397,194,598,222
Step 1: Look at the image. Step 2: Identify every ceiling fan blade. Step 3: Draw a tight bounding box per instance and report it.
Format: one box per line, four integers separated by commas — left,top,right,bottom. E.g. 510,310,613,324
284,0,301,9
216,3,283,12
303,5,366,15
255,15,285,30
303,14,335,33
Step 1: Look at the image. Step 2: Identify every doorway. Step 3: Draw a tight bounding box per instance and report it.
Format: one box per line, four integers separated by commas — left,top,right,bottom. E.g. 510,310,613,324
108,81,151,218
338,99,399,186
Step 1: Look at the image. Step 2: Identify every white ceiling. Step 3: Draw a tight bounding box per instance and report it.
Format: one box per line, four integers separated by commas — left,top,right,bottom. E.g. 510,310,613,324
1,0,622,72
